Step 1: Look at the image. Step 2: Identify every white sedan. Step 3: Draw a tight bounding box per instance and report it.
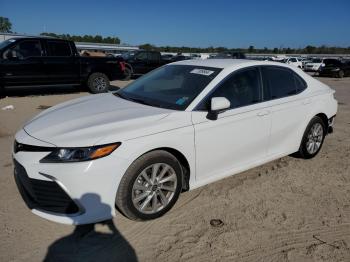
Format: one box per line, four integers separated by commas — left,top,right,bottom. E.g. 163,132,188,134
284,57,303,68
13,59,337,224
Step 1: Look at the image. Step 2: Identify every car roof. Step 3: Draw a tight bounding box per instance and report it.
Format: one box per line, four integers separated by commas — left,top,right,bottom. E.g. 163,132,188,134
171,59,254,68
170,58,296,70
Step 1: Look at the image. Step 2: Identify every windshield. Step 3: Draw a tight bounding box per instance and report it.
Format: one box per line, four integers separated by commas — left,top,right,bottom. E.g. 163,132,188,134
121,51,136,59
0,39,17,50
115,65,222,110
324,59,341,66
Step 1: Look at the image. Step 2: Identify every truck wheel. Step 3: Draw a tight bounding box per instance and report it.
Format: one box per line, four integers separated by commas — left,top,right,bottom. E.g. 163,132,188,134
338,70,344,78
87,73,110,93
122,67,132,81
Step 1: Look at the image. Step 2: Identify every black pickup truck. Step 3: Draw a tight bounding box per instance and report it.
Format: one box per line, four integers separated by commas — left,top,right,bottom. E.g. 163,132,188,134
0,37,126,94
121,50,168,80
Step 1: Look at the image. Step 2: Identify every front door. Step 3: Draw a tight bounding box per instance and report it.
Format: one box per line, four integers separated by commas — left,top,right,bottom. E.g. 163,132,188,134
192,67,271,182
1,39,46,86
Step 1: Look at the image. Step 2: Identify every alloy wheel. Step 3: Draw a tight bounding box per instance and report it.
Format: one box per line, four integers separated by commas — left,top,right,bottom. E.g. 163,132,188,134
93,76,107,91
306,122,324,154
132,163,177,214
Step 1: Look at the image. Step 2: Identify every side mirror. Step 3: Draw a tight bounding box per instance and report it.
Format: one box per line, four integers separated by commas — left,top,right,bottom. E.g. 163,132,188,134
207,97,230,120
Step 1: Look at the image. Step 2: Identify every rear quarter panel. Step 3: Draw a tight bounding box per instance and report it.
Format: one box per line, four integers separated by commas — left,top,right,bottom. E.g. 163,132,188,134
80,57,124,81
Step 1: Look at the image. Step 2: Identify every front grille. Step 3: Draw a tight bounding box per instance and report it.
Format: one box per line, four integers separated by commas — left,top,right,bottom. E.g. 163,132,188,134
13,159,79,214
14,140,55,153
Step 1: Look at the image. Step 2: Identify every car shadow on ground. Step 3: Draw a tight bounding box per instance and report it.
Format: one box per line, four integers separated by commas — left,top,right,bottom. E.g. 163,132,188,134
44,193,137,262
0,84,121,99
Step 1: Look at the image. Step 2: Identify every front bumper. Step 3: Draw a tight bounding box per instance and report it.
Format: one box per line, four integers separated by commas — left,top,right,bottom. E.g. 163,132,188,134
13,130,131,225
304,66,320,72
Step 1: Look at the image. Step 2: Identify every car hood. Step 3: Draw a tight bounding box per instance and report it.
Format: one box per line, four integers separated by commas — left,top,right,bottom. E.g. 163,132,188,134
23,93,175,147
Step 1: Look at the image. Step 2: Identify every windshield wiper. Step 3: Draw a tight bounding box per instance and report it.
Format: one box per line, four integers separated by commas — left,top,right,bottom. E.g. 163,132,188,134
115,92,153,106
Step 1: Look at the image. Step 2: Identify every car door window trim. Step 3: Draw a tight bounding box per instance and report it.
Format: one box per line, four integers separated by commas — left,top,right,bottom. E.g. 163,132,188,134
194,65,263,111
260,65,307,102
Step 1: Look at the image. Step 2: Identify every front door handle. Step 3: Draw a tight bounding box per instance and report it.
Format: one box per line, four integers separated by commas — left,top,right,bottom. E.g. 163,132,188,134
257,110,270,117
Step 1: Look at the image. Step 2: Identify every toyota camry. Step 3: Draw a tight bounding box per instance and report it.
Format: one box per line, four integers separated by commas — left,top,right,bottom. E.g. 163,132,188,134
13,59,337,224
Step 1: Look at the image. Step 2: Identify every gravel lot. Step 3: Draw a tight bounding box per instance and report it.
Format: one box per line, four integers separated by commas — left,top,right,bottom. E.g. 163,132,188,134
0,76,349,262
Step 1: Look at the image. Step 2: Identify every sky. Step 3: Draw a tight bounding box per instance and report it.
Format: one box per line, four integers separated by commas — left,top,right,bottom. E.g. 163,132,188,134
1,0,350,48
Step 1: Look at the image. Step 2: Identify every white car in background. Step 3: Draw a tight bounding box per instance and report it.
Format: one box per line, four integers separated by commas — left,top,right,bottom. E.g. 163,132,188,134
299,57,313,69
284,57,303,68
304,58,325,72
13,59,337,224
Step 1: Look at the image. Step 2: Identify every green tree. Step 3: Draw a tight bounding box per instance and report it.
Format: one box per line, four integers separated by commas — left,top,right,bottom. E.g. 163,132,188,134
0,17,12,33
248,45,255,53
139,43,156,50
305,45,316,54
40,32,120,44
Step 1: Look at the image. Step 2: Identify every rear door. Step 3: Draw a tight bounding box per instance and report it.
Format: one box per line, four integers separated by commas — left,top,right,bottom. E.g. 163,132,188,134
1,39,46,86
260,66,309,156
132,51,149,74
147,52,161,73
42,40,80,84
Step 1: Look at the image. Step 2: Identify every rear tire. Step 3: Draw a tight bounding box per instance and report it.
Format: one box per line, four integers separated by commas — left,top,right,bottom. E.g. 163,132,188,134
87,72,110,93
297,116,326,159
116,150,183,221
338,70,344,78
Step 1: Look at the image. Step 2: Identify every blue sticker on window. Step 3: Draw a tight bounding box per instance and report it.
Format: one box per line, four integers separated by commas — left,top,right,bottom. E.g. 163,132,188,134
175,97,189,105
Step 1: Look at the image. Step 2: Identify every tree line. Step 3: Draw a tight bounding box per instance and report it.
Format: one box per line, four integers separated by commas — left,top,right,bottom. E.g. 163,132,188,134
139,44,350,54
40,32,120,44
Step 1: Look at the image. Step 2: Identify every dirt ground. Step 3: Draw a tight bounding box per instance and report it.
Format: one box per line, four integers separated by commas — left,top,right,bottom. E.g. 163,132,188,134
0,76,349,262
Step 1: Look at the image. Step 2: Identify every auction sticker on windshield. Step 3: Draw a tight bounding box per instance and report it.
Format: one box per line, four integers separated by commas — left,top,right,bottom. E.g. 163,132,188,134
190,68,215,76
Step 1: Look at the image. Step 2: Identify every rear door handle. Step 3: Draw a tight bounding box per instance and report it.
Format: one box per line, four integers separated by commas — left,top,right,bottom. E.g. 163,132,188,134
257,110,270,117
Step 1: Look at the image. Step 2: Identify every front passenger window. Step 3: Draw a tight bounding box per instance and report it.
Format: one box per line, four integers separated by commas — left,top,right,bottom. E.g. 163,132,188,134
135,52,148,61
209,68,261,109
5,40,42,60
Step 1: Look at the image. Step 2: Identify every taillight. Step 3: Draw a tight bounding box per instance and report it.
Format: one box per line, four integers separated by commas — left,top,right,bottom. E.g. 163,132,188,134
119,61,126,71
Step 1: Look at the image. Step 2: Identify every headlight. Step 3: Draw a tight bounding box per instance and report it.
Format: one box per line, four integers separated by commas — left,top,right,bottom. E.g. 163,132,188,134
40,143,121,163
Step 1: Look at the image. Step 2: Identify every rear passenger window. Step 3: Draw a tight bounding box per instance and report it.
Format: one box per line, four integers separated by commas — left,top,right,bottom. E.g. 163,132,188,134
294,74,307,93
47,41,72,56
262,67,297,100
149,52,160,61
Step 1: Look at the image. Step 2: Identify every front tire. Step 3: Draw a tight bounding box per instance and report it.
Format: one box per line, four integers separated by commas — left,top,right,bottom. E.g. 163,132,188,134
87,72,110,93
116,150,183,221
298,116,326,159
